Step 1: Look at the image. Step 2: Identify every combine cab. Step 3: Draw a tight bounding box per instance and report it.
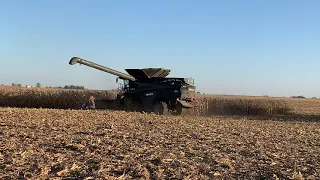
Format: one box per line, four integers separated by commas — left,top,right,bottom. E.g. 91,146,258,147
69,57,197,115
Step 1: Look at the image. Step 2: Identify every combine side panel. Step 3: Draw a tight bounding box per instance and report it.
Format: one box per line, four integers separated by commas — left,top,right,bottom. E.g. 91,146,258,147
139,91,157,109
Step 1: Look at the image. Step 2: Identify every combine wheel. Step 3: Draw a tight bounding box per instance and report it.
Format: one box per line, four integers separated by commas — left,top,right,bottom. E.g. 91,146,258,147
171,103,183,115
123,95,143,112
130,99,143,112
123,95,135,111
153,101,170,115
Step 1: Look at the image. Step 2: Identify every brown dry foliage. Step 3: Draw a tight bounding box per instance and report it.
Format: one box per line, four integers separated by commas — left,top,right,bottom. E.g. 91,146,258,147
0,86,117,109
185,95,291,116
0,108,319,179
0,86,292,116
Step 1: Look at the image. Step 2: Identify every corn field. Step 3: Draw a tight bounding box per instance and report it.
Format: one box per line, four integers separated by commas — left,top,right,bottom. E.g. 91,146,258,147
0,86,291,116
184,96,291,116
0,86,117,109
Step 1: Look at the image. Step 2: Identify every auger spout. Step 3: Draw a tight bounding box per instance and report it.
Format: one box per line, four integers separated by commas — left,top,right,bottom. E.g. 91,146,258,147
69,57,136,81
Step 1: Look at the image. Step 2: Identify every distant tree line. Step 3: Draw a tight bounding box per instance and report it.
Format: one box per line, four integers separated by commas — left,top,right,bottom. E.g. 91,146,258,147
11,83,22,87
11,82,41,88
47,85,85,89
62,85,85,89
8,82,84,90
290,95,305,98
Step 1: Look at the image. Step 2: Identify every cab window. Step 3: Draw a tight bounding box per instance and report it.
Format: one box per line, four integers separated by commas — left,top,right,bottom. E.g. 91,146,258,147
123,79,129,88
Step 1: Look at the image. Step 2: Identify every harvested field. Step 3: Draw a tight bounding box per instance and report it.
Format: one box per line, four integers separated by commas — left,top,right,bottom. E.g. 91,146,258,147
0,108,320,179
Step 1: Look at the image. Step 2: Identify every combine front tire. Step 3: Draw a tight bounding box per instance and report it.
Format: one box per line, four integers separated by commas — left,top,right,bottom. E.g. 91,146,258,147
153,101,170,115
171,103,183,115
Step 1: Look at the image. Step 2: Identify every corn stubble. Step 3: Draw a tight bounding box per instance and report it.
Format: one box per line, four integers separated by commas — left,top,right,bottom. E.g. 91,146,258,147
0,108,319,179
0,86,292,116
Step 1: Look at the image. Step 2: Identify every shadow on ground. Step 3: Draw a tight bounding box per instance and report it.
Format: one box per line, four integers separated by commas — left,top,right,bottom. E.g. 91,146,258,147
200,113,320,123
77,99,320,122
251,113,320,122
89,99,121,110
2,98,319,122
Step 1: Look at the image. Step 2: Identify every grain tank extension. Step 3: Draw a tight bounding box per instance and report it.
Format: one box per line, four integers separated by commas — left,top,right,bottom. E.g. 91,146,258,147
69,57,197,115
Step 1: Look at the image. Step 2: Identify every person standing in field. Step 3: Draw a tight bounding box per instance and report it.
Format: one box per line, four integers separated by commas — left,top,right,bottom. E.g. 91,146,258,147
88,95,96,109
82,95,96,109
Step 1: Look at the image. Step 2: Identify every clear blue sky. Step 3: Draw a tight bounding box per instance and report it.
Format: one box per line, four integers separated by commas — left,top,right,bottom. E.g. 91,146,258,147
1,0,320,97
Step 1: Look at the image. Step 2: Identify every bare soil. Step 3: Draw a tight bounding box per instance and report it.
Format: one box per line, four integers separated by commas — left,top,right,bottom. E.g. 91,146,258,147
0,108,319,179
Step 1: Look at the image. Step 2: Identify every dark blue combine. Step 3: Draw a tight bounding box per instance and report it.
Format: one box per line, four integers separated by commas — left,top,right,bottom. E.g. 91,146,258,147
69,57,197,115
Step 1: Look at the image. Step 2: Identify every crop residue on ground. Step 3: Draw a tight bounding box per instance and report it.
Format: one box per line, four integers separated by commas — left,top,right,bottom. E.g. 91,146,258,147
0,108,319,179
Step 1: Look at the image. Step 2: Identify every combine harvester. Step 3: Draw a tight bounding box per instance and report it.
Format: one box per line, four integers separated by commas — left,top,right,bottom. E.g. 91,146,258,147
69,57,197,115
